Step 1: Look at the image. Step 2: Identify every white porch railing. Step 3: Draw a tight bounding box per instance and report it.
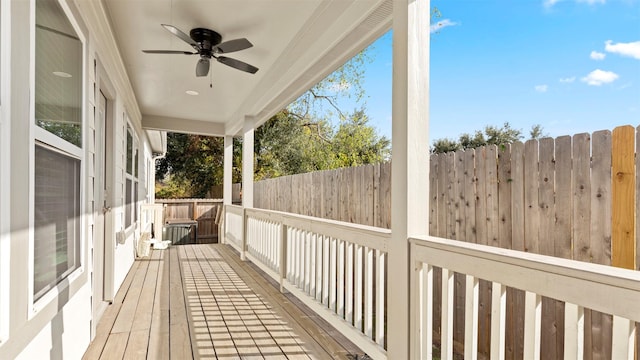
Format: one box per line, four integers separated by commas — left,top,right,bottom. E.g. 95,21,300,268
410,236,640,360
222,205,390,359
223,204,244,251
222,206,640,359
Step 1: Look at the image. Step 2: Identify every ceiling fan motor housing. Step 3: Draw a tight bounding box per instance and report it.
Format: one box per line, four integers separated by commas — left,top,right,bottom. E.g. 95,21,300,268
190,28,222,56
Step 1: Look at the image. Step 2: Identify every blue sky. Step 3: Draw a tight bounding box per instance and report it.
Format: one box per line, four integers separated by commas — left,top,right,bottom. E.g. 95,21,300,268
336,0,640,143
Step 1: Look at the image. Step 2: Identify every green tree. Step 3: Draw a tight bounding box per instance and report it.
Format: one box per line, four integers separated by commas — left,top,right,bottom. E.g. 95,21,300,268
431,123,545,154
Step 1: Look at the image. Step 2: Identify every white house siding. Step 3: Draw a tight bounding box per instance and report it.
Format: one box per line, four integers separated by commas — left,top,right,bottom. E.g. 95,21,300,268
0,0,159,358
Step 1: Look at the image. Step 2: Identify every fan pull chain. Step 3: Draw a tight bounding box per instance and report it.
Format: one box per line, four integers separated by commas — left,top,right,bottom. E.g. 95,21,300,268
210,67,213,88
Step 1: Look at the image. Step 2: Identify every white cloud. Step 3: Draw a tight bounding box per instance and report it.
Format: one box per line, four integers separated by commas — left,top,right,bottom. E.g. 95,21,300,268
559,76,576,83
581,69,619,86
430,19,459,33
605,40,640,60
535,85,549,93
590,51,606,60
544,0,605,7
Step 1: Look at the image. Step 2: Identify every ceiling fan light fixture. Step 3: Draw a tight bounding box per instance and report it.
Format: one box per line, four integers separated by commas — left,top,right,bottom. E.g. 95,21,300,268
186,90,199,96
143,24,259,77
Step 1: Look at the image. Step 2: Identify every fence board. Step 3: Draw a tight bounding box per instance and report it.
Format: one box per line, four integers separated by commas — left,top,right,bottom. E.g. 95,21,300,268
612,126,636,270
486,145,499,248
591,130,613,359
463,149,476,244
523,139,540,254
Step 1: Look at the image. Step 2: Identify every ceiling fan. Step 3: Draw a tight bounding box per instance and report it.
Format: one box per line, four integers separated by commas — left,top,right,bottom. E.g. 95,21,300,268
143,24,259,77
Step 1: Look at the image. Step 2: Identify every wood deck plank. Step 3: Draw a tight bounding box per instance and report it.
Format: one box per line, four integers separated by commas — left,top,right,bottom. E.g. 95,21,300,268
82,261,140,360
85,243,363,360
111,257,151,334
148,249,170,360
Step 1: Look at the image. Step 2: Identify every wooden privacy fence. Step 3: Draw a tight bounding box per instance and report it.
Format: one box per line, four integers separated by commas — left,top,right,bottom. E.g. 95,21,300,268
156,198,223,243
209,183,242,203
253,124,640,357
254,163,392,229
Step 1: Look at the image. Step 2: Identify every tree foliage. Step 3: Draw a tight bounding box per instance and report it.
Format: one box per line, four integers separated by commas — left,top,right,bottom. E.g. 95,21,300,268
156,50,390,198
431,122,545,154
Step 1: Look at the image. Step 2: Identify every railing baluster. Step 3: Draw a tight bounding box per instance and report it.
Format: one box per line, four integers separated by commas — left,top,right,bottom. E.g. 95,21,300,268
299,230,305,288
291,228,300,286
523,292,542,359
346,242,354,325
490,282,506,360
322,235,330,306
310,232,317,297
464,274,479,360
337,239,345,317
564,303,584,360
375,250,386,347
279,224,287,293
354,244,363,330
287,227,293,281
364,247,373,338
304,231,311,293
441,268,454,360
315,234,323,301
330,237,337,312
425,263,433,360
612,315,635,360
413,261,433,359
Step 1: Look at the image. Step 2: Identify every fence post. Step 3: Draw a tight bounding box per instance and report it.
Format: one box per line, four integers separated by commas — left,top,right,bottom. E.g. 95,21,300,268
612,125,636,270
280,224,288,293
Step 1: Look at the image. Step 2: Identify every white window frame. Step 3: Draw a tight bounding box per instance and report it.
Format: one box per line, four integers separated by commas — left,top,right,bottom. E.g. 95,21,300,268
28,0,86,314
124,121,139,232
0,0,10,344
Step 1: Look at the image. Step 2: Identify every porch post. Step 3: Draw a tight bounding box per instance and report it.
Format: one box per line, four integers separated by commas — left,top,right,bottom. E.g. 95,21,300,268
223,135,233,205
389,0,430,358
242,116,255,209
241,116,255,261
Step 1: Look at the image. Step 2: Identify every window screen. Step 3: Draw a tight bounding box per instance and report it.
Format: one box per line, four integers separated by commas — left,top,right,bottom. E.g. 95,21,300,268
34,145,81,300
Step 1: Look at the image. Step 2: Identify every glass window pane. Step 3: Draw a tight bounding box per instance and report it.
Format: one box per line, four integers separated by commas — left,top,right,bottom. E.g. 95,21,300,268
125,178,132,228
35,0,82,147
134,182,138,222
126,128,133,175
134,146,138,178
34,145,80,300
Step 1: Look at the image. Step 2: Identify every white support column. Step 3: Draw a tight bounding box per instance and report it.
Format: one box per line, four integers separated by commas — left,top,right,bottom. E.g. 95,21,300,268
223,135,233,205
242,116,255,209
389,0,430,358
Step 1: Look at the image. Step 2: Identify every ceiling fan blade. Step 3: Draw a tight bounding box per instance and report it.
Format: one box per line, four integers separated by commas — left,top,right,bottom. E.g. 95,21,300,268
196,58,210,77
161,24,199,50
216,56,259,74
215,38,253,54
142,50,197,55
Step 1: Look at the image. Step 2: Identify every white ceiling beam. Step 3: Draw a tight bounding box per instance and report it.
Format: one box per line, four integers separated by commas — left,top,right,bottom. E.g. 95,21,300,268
142,115,225,137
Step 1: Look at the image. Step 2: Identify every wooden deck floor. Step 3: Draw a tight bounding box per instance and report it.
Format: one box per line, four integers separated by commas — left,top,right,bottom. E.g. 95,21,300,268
83,244,364,360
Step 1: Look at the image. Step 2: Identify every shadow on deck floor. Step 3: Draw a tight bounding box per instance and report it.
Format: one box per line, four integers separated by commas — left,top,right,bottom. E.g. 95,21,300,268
83,244,366,359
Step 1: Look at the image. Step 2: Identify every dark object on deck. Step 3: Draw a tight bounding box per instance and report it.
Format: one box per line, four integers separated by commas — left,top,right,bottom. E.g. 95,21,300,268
163,219,198,245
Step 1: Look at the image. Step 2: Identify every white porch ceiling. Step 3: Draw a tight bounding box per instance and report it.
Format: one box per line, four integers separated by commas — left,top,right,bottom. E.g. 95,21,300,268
103,0,392,136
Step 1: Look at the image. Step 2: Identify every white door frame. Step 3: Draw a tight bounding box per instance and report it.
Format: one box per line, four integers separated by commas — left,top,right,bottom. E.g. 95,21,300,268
97,60,116,302
92,59,117,336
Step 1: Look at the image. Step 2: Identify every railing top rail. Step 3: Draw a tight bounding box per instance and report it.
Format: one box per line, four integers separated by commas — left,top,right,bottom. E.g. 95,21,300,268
244,207,390,251
411,235,640,321
156,198,223,203
225,204,244,215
